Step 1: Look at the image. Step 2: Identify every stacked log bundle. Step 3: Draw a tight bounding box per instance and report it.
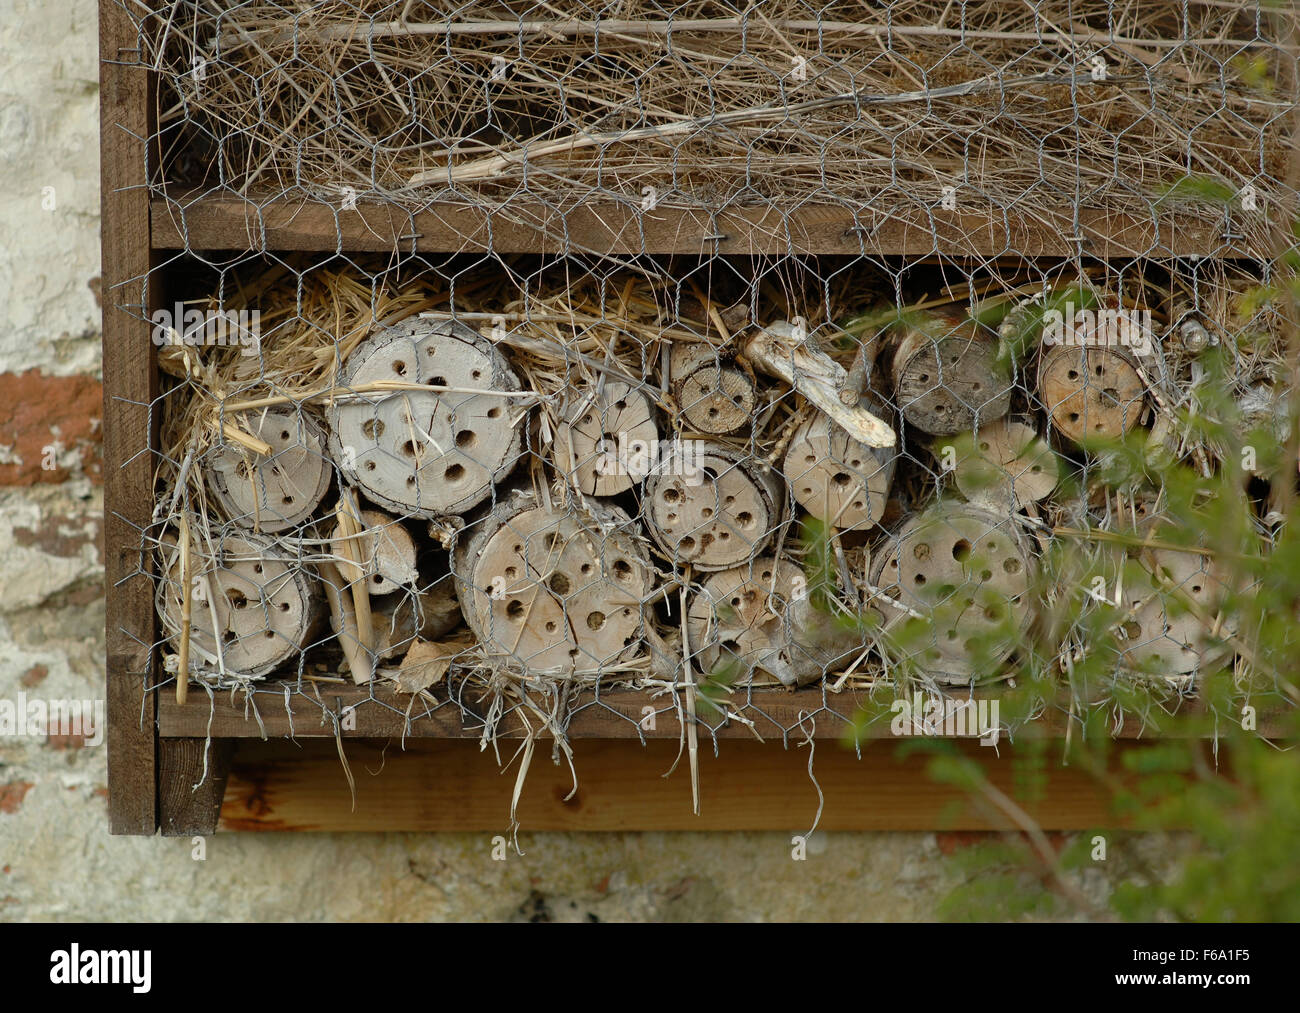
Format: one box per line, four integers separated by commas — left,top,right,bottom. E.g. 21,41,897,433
150,264,1279,713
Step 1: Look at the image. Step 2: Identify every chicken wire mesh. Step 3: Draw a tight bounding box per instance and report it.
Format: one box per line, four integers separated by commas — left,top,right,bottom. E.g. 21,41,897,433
104,1,1300,778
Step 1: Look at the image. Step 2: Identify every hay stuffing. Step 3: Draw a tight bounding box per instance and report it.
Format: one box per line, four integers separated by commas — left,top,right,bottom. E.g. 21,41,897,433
142,1,1299,250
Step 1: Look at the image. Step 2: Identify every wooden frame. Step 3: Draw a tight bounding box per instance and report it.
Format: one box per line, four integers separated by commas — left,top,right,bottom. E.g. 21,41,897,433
100,2,1282,836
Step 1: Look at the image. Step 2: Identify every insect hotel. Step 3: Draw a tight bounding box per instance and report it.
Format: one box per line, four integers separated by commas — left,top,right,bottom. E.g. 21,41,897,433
100,1,1298,834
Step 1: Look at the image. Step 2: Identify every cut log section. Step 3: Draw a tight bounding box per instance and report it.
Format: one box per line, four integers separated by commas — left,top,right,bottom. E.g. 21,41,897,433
158,531,316,679
1038,343,1146,444
669,343,756,435
891,313,1012,435
452,490,653,674
870,502,1033,684
207,407,331,532
1114,550,1236,680
323,569,462,681
939,418,1060,511
644,442,785,571
330,508,418,596
371,594,420,661
1094,522,1237,680
553,381,660,496
327,319,524,517
416,575,463,641
687,557,863,687
781,411,895,531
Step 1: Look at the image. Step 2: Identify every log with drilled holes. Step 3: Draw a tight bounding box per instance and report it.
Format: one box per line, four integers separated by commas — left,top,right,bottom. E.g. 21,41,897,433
330,508,418,596
669,342,756,436
451,489,653,674
1095,517,1238,681
870,502,1033,684
327,319,525,517
158,531,318,679
1038,338,1147,444
687,556,864,687
207,407,331,532
553,380,660,496
782,409,896,532
644,441,785,571
939,417,1060,511
890,311,1012,435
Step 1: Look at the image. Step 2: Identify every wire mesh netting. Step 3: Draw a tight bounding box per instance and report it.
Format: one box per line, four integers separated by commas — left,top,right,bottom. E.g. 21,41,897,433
104,1,1300,806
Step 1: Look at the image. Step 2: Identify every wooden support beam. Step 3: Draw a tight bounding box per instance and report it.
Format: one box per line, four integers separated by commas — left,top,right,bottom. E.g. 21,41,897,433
149,194,1265,260
101,0,159,836
218,737,1138,831
159,739,234,838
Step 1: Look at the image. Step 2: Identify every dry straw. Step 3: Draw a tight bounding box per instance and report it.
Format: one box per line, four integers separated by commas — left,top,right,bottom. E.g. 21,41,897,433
147,1,1298,251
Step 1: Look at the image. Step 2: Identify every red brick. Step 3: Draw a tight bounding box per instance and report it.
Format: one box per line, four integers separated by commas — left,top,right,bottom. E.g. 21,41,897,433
0,371,103,486
934,831,991,855
20,665,47,688
0,781,34,814
11,514,103,561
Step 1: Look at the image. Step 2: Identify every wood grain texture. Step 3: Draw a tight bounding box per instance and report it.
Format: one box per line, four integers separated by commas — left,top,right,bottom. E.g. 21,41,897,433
149,193,1259,259
217,737,1139,831
159,738,233,837
101,0,159,836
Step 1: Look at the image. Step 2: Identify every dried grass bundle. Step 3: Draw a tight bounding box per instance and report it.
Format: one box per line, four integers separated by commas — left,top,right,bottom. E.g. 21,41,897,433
143,0,1298,254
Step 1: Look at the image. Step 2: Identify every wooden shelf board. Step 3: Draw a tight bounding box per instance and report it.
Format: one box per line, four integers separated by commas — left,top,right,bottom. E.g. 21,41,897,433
149,193,1263,259
218,736,1134,831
